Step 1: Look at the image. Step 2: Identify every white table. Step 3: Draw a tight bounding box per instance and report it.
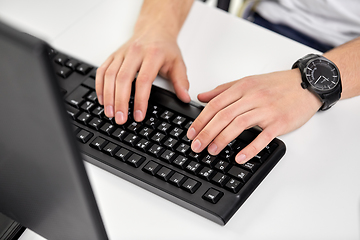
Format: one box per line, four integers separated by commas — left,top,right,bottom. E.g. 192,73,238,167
1,0,359,239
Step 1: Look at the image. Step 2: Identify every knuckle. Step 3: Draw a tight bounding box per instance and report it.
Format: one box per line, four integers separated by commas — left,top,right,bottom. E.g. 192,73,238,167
216,108,233,122
233,114,249,129
129,41,142,53
104,68,117,79
207,98,223,112
136,74,152,84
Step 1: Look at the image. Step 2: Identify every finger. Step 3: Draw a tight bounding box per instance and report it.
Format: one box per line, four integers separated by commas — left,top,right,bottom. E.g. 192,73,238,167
103,56,124,118
197,81,236,103
133,55,165,122
114,54,142,125
187,82,245,141
235,127,278,164
95,55,114,105
207,110,257,156
191,97,256,153
169,58,191,103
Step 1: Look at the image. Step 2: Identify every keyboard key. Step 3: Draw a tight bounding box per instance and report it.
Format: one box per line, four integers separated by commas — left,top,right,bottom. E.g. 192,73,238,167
163,137,178,150
92,106,105,118
76,63,92,75
126,153,145,168
147,105,163,118
228,166,251,183
201,154,218,167
181,178,201,194
156,166,174,181
76,129,93,143
82,77,95,89
186,161,202,175
202,188,223,204
188,151,204,161
65,86,89,108
172,115,186,127
225,178,243,193
88,117,103,130
238,130,257,143
157,122,171,134
111,129,128,141
251,150,270,163
80,101,95,113
65,58,79,70
103,142,120,156
100,122,115,136
77,112,92,125
54,53,68,66
114,148,131,161
169,127,183,139
139,127,153,139
198,167,216,181
181,135,191,144
57,66,73,78
136,138,152,152
124,133,140,146
86,91,98,102
184,120,193,129
127,121,142,134
147,144,164,157
160,110,174,122
176,143,190,155
239,161,260,173
214,160,230,173
65,104,80,120
211,172,229,187
172,155,189,169
90,137,108,151
219,148,234,162
151,132,166,144
168,172,187,187
144,117,160,129
160,150,176,163
142,161,161,176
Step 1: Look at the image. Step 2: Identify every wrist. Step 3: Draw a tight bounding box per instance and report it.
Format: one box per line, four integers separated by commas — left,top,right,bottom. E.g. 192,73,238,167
289,68,323,112
135,0,193,39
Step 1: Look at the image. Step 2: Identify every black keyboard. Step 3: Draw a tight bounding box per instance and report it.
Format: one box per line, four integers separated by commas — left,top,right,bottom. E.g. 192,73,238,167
50,48,286,225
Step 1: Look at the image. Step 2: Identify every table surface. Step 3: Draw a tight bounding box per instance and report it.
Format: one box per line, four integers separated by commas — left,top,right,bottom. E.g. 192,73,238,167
1,0,359,239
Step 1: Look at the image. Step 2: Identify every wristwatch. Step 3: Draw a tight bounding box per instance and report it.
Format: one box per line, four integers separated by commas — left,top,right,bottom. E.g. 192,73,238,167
292,54,342,111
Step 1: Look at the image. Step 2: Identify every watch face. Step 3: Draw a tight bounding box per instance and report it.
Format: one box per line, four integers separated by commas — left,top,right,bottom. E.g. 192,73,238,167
305,58,340,91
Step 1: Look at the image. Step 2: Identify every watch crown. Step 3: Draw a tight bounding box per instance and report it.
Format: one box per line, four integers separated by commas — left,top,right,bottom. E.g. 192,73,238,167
301,82,307,89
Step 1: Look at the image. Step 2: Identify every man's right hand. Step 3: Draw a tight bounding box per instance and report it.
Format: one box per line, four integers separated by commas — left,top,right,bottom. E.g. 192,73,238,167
95,0,193,125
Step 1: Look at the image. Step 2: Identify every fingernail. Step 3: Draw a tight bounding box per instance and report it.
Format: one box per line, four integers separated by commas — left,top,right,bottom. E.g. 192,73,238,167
134,110,143,122
235,154,246,164
208,143,217,155
187,127,196,140
115,111,125,124
192,139,201,152
106,105,114,117
98,95,103,105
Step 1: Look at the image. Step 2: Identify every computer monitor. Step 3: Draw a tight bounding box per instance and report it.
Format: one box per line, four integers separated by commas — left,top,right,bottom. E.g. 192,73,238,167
0,21,108,240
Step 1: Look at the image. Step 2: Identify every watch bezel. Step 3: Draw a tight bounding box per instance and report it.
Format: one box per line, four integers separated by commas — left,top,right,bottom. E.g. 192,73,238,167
303,57,340,93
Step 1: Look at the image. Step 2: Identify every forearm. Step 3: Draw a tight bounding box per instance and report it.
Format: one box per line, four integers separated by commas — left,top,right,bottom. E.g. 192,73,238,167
135,0,194,38
323,36,360,99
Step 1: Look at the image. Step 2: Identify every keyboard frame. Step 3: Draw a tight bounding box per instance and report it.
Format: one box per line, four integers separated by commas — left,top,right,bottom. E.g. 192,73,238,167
54,50,286,225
